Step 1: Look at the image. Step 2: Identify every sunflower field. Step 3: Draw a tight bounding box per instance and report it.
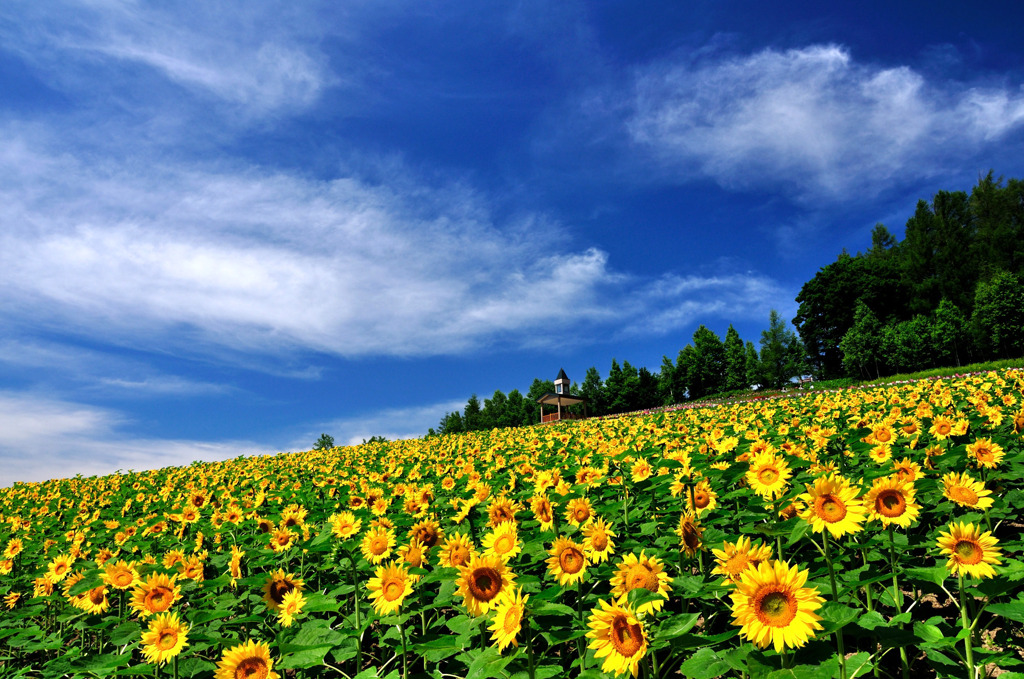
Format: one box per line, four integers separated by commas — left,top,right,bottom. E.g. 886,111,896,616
4,371,1024,679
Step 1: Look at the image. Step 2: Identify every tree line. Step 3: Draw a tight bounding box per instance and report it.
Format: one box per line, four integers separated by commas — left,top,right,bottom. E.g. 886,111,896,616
430,171,1024,436
795,171,1024,379
428,309,804,436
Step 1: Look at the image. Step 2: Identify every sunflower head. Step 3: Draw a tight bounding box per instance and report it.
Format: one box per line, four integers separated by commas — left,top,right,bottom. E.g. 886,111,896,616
141,612,189,666
214,640,280,679
586,598,649,677
936,522,1002,580
863,476,920,528
130,573,182,618
546,536,589,586
488,586,528,651
456,553,516,617
729,559,824,652
262,570,304,612
482,522,521,562
797,473,866,538
609,551,671,617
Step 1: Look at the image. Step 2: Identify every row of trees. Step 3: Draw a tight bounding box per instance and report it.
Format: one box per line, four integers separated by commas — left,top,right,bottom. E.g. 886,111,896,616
795,172,1024,378
429,310,806,435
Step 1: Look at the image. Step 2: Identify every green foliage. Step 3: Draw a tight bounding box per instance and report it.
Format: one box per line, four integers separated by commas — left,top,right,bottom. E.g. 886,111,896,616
755,310,805,389
312,433,335,451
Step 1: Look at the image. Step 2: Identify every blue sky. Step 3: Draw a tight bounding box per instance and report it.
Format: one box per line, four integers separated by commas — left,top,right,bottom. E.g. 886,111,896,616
2,1,1024,485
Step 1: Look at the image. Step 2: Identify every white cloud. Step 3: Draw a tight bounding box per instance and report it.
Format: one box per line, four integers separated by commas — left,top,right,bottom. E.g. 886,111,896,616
0,131,625,359
626,44,1024,199
0,391,267,486
0,1,331,117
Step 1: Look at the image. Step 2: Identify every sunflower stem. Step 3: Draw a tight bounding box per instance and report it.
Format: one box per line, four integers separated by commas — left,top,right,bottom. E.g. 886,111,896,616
823,530,847,679
576,581,587,670
347,553,362,672
525,617,536,679
399,610,409,679
173,655,179,679
958,574,975,679
884,527,910,679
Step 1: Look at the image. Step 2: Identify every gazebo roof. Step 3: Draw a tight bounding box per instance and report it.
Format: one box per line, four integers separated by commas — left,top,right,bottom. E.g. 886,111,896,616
536,392,587,406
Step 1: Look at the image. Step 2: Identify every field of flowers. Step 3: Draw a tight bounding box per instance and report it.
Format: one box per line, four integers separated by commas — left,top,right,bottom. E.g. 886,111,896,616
3,371,1024,679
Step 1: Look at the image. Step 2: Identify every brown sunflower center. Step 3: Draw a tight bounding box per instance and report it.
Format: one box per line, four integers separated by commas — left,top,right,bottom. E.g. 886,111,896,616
589,531,609,552
875,490,906,517
468,567,502,602
693,491,710,509
875,429,892,443
975,448,994,462
450,545,470,567
609,614,644,658
626,564,659,593
157,629,178,650
535,505,552,523
53,563,69,577
383,577,405,601
415,528,440,548
754,589,798,627
269,581,293,605
814,495,847,523
558,546,586,574
370,537,389,555
88,586,106,605
113,571,133,587
935,421,952,435
574,506,590,523
954,539,983,565
146,587,172,612
757,467,779,485
949,485,979,505
234,657,269,679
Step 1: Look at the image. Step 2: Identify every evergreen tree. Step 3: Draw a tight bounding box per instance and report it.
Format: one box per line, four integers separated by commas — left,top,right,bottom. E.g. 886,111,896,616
840,301,883,379
724,325,747,391
744,341,760,388
690,325,726,399
677,345,696,400
579,367,606,416
506,389,527,427
758,310,806,389
972,271,1024,359
657,355,680,405
636,367,661,409
930,299,968,367
463,394,483,431
604,359,627,412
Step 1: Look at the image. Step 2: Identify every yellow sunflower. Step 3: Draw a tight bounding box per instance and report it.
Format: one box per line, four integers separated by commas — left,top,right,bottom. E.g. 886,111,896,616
277,589,306,627
965,438,1005,468
367,561,413,615
798,474,866,538
929,416,954,440
214,640,280,679
609,551,671,616
130,573,182,618
583,517,617,563
409,518,444,549
268,528,295,553
565,497,594,527
438,532,476,569
262,570,304,612
101,559,138,590
398,537,429,578
746,452,792,500
329,511,362,539
546,536,589,586
361,526,396,565
456,553,516,617
936,522,1002,579
487,496,521,527
712,536,773,585
586,598,649,677
941,471,994,510
488,586,528,651
675,511,704,557
530,495,557,532
481,522,521,563
730,559,824,652
862,476,921,528
141,612,189,665
684,479,717,516
47,554,74,582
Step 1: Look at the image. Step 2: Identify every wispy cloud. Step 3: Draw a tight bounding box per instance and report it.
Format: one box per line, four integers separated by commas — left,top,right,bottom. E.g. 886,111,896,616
0,1,333,119
625,44,1024,199
0,391,267,486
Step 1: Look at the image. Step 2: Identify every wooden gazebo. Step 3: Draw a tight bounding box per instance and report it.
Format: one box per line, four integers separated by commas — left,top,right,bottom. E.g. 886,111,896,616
536,368,587,423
